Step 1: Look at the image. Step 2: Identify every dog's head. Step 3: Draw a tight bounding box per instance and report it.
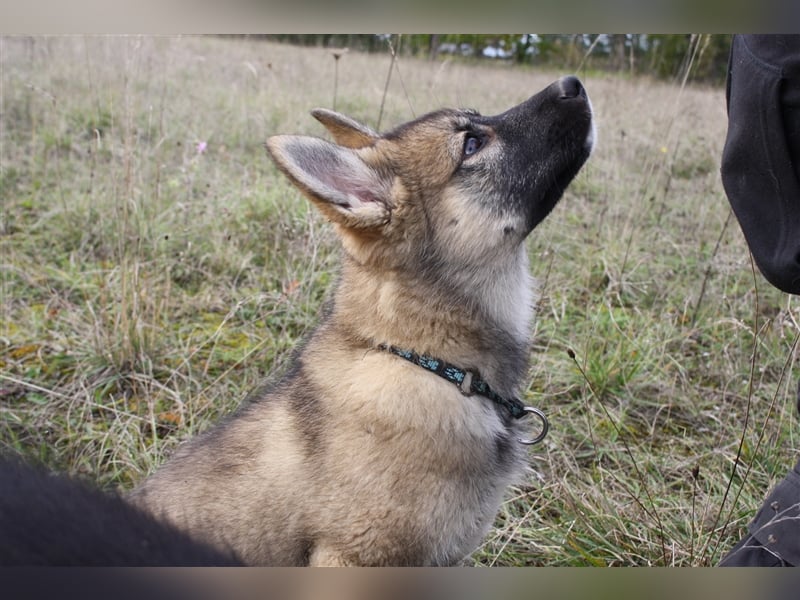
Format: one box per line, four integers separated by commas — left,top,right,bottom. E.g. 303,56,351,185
266,76,594,271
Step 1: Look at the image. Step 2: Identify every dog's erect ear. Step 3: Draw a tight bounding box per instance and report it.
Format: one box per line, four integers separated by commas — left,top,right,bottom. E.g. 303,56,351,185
311,108,379,149
266,135,392,229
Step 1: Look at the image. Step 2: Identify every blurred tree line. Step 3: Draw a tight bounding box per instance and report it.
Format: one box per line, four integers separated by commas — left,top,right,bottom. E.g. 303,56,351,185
250,34,732,84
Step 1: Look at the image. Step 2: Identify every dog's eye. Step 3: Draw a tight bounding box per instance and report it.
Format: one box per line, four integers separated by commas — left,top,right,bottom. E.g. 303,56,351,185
463,134,484,157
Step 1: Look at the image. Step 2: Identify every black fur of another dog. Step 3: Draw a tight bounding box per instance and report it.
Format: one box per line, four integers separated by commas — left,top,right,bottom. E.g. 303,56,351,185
0,455,241,566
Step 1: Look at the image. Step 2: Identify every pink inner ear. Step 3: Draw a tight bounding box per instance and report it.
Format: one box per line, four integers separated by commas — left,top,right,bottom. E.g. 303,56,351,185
282,137,384,209
324,172,381,207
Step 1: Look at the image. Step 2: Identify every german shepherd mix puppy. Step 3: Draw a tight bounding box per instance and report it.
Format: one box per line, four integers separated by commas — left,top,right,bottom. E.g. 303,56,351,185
125,75,594,566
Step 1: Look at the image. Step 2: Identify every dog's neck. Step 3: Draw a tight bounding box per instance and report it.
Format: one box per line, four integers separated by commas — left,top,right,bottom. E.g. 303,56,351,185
451,246,536,346
331,250,534,396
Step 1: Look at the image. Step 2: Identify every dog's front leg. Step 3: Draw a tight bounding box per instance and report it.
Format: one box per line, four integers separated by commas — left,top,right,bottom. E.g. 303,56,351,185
308,546,354,567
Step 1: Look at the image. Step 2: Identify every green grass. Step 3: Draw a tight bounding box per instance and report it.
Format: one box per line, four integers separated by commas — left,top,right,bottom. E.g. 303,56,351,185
2,35,799,566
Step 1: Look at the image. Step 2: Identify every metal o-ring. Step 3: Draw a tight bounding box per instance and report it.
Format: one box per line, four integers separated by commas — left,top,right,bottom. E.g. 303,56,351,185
517,406,549,445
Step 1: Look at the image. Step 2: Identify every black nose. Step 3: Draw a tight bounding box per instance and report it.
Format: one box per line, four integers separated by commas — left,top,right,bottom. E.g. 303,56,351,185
558,75,584,100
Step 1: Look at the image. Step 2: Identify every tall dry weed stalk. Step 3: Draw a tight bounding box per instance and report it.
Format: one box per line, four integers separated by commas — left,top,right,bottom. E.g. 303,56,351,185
85,37,170,389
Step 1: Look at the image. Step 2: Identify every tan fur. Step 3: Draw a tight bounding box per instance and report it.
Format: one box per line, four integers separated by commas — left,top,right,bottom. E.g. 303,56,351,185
129,77,595,566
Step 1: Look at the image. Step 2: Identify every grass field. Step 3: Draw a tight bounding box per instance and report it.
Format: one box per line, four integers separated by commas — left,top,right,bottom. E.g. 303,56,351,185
2,35,799,567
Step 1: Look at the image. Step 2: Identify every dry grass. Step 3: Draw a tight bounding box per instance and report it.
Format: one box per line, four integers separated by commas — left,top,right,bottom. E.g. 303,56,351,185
2,35,799,566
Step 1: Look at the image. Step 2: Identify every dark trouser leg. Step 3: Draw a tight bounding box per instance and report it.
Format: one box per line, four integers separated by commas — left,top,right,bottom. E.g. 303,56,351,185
720,379,800,566
719,459,800,566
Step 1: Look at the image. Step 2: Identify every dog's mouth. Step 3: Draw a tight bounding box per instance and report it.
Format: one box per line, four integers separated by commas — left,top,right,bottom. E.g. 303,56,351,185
524,77,594,232
560,75,596,156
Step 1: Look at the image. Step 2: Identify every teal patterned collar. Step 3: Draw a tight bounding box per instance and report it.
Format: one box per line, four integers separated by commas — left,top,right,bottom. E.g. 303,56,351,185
376,343,549,445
